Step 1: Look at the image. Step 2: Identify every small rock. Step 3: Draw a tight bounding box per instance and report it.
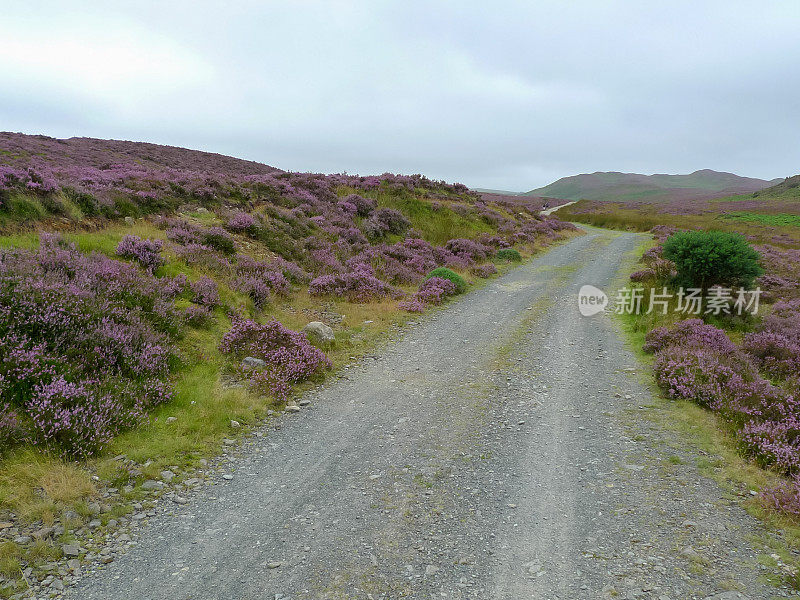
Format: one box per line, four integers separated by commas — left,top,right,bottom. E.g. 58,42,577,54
62,544,80,557
66,559,81,571
242,356,266,370
172,496,189,505
230,420,241,428
100,555,114,564
298,399,311,407
124,216,135,225
285,405,301,413
302,321,335,346
161,470,176,482
222,474,233,480
425,564,439,576
141,480,164,491
267,561,282,569
88,519,102,529
165,416,178,424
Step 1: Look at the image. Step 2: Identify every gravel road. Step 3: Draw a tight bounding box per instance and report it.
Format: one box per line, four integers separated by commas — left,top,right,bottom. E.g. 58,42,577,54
66,227,790,600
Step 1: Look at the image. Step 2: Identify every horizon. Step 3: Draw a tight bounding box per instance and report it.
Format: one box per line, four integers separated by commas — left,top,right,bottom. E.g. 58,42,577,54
2,2,798,190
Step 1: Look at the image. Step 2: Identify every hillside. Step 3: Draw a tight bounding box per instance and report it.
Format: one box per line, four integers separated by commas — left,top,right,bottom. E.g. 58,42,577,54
526,169,782,202
0,132,280,176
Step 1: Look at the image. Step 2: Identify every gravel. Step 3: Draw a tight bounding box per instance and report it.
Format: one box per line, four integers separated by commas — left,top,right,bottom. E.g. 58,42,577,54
63,228,787,599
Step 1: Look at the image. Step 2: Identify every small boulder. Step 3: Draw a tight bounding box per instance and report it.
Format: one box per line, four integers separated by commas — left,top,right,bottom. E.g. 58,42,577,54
242,356,266,370
302,321,335,346
62,544,80,557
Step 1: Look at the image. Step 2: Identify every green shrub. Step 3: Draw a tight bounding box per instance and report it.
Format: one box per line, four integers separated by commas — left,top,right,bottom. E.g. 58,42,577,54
662,230,763,290
425,267,467,294
63,188,99,217
496,248,522,262
202,229,237,254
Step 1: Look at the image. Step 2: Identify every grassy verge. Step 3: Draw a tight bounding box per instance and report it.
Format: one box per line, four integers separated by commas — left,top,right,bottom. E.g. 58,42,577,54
612,236,800,591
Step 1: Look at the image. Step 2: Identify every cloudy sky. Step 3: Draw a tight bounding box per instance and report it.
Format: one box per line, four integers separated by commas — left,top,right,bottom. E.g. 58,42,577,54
1,1,798,191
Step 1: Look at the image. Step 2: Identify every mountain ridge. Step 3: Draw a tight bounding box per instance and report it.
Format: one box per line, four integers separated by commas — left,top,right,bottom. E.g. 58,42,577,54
525,169,783,202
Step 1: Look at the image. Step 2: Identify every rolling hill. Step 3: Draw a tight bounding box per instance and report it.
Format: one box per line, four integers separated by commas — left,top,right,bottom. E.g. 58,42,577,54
526,169,782,203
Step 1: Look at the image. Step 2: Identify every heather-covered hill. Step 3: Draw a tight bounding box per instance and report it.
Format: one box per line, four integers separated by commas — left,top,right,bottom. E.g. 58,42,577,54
526,169,781,203
0,132,280,176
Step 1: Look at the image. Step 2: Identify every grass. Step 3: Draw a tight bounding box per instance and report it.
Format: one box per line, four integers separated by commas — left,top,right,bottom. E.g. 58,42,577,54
722,212,800,228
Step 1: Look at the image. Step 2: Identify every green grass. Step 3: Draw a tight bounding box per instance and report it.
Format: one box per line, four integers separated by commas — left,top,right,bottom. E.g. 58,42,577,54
337,185,494,245
722,212,800,228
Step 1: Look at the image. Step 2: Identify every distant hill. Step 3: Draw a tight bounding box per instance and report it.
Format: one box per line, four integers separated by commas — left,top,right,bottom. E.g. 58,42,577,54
0,132,281,176
526,169,783,203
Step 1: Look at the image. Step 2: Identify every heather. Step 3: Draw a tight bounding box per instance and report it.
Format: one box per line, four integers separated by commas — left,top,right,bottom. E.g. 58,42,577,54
0,234,179,457
218,319,331,400
425,267,467,294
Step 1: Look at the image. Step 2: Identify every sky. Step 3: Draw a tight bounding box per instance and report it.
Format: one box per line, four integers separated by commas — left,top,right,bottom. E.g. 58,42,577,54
1,1,799,191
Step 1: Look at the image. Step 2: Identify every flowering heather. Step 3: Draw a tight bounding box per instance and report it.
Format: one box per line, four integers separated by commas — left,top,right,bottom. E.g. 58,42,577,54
227,211,257,232
191,276,220,307
644,319,738,354
399,276,459,313
342,194,376,217
398,297,427,313
363,208,411,238
445,238,491,262
744,310,800,380
176,243,233,272
309,265,401,303
0,234,178,456
471,263,498,278
184,304,212,327
115,235,165,272
232,256,291,308
219,319,331,400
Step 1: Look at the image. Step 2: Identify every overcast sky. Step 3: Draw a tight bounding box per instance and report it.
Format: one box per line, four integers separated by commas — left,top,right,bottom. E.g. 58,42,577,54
1,1,798,191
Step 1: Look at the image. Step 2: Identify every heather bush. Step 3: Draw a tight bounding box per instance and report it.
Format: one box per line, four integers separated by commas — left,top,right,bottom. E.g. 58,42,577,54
471,263,498,278
202,227,236,254
444,238,490,262
644,319,738,354
191,276,220,307
662,230,763,289
496,248,522,262
425,267,467,294
232,258,292,310
398,297,426,312
342,193,375,216
0,234,178,456
218,319,331,400
761,478,800,520
184,304,212,327
309,265,401,303
630,268,657,282
363,208,410,238
227,211,257,232
115,235,164,273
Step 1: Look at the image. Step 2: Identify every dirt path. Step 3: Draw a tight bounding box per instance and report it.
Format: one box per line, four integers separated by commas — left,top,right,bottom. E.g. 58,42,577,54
66,228,787,600
540,200,577,215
